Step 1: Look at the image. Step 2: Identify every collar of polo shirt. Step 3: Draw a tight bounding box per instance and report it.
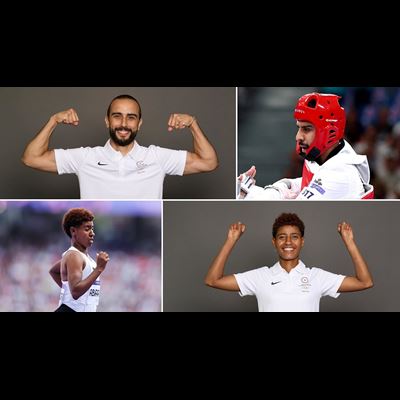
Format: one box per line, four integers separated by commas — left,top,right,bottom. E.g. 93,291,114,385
104,139,140,161
271,261,307,275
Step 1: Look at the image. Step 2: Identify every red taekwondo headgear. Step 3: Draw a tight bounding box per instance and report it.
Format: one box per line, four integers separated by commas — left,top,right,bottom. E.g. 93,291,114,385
294,93,346,161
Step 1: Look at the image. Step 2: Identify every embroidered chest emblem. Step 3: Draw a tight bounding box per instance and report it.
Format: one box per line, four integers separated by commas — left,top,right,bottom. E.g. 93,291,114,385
299,276,311,292
136,161,149,170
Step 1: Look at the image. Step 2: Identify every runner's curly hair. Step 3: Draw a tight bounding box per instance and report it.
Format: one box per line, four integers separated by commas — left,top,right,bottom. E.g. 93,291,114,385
62,208,94,238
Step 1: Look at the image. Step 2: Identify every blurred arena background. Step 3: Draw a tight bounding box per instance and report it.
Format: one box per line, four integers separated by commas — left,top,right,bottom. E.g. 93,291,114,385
239,87,400,198
0,201,161,312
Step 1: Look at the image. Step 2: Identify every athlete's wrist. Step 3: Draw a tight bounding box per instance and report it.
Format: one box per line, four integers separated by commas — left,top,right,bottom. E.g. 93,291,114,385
188,116,196,127
49,115,59,127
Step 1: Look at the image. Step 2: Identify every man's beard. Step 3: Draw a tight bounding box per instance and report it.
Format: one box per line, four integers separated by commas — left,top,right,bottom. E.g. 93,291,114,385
109,127,137,146
297,142,314,160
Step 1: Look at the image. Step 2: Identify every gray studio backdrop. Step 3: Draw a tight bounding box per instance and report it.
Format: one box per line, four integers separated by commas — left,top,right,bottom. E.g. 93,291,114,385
163,201,397,312
1,87,235,199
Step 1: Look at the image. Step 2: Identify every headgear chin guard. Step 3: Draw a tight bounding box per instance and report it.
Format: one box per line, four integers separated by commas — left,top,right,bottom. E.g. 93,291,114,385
294,93,346,161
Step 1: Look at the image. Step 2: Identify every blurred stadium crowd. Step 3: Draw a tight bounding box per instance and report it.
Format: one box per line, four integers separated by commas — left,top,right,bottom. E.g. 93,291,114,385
318,87,400,198
0,201,161,312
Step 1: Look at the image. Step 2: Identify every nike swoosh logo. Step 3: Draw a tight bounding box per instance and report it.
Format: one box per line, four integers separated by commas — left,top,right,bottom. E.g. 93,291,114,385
271,281,282,285
97,162,108,166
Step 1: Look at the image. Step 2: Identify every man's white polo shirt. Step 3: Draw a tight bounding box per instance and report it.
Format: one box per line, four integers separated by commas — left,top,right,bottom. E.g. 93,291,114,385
234,261,345,312
54,140,187,199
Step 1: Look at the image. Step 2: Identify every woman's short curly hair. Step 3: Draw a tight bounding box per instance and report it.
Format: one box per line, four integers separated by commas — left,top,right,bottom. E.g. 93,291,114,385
272,213,305,238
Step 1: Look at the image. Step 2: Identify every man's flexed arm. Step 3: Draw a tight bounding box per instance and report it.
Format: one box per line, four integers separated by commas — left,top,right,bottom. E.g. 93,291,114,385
167,113,218,174
21,109,79,172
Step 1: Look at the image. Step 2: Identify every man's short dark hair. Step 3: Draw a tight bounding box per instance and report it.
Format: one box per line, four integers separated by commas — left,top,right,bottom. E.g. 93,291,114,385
107,95,142,119
272,213,305,238
62,208,94,238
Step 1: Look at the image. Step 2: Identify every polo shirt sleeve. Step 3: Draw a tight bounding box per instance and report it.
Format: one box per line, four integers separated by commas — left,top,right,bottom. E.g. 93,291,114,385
54,147,88,175
314,268,346,298
152,146,187,176
234,268,262,297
